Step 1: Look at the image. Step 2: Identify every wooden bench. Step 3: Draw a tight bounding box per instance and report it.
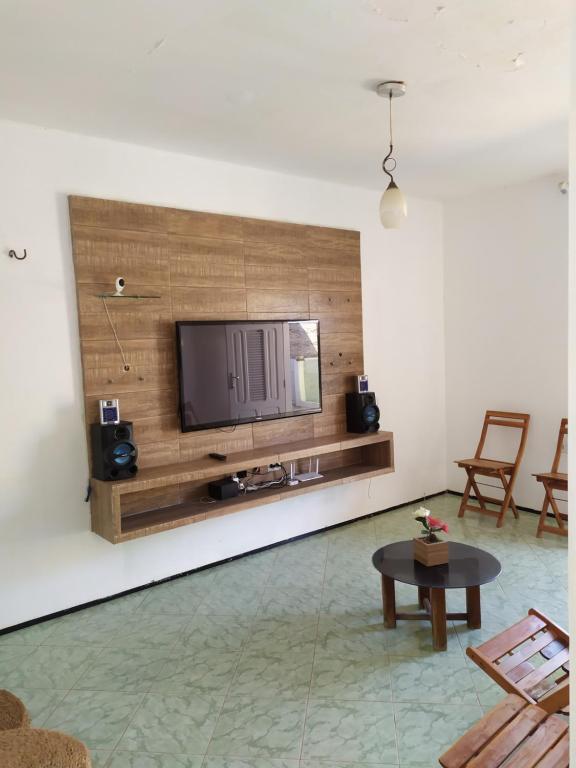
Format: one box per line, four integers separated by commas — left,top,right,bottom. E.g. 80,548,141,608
439,683,569,767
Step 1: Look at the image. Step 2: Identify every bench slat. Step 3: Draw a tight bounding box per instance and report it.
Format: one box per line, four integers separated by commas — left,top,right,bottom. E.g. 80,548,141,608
466,706,547,768
533,732,570,768
504,715,568,767
438,695,527,768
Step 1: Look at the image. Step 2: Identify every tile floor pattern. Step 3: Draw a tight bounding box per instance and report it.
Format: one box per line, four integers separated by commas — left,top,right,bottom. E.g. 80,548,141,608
0,493,568,767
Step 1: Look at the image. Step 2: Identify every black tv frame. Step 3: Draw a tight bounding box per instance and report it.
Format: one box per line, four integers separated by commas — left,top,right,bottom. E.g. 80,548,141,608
175,319,323,433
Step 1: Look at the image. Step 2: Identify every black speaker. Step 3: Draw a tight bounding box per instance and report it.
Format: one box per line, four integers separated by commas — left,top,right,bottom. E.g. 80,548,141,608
345,392,380,433
90,421,138,480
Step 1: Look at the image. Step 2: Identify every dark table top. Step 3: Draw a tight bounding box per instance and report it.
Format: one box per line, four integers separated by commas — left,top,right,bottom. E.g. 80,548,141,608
372,540,501,589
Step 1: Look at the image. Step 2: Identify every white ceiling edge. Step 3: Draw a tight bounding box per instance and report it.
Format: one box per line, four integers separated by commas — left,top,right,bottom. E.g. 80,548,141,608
0,113,568,211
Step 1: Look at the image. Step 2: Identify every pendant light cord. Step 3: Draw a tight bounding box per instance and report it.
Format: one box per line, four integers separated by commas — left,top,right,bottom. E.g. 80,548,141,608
382,92,397,182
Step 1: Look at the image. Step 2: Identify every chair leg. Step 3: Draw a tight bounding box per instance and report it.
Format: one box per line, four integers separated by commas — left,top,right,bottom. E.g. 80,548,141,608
537,490,551,538
458,469,474,518
509,497,519,519
470,476,489,511
497,470,515,528
538,481,567,536
548,487,566,532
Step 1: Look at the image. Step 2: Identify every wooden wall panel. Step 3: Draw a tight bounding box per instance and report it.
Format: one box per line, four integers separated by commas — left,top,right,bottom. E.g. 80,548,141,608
72,226,169,286
69,195,363,485
70,197,168,233
169,236,245,288
246,289,309,313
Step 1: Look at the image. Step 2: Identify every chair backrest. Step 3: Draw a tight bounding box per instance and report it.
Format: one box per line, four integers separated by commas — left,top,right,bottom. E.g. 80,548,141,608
474,410,530,467
550,418,568,474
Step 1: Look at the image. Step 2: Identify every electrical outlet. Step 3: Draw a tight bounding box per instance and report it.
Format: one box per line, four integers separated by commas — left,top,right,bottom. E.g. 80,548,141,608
267,463,281,472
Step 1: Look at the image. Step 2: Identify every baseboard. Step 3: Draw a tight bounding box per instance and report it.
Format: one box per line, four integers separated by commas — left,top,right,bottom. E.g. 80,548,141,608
445,489,541,515
0,489,447,636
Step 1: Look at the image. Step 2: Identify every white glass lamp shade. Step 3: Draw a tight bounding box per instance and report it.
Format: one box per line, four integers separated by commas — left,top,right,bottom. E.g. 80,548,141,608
379,181,407,229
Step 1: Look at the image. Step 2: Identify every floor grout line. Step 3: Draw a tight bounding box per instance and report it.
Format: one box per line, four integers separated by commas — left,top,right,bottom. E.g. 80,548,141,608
297,532,329,762
5,496,567,764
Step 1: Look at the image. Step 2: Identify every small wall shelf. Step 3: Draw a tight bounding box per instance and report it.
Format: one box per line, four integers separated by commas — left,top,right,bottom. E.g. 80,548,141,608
96,293,162,299
90,431,394,543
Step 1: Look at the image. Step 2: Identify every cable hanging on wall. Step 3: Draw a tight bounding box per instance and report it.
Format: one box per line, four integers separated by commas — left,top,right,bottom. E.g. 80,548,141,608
96,278,162,375
101,297,132,373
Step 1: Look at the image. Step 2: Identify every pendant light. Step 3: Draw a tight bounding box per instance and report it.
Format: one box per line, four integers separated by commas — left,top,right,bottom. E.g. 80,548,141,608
376,81,407,229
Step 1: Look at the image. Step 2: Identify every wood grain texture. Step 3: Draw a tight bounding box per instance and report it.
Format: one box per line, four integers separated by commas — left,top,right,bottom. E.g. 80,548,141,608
245,264,308,290
172,286,247,315
86,389,177,423
78,286,173,340
167,208,243,240
244,242,304,268
179,424,254,462
69,195,368,542
246,289,309,313
242,217,306,247
305,224,360,255
81,338,175,395
313,394,347,437
309,290,362,314
169,235,245,288
252,415,315,448
137,441,181,469
70,197,168,233
71,226,169,286
315,312,363,335
308,267,360,292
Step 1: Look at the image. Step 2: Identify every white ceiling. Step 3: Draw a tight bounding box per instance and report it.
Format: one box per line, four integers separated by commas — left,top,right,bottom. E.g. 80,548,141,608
0,0,570,198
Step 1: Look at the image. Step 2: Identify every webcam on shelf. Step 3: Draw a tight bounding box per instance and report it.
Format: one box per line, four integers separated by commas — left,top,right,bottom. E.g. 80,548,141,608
114,277,126,296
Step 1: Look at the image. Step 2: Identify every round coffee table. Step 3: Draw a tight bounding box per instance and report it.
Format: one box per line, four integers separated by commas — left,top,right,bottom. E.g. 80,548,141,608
372,541,501,651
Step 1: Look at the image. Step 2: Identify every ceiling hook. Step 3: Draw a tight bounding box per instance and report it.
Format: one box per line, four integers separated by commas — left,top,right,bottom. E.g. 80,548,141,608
8,249,27,261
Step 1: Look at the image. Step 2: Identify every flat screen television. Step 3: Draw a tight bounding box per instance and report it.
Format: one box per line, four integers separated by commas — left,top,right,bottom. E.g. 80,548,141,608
176,319,322,432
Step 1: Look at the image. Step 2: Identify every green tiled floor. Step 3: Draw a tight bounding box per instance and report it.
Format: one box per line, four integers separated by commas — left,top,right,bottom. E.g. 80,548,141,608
1,493,568,767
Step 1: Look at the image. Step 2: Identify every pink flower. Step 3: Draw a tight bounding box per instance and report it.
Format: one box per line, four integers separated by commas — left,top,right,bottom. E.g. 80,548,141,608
427,516,449,533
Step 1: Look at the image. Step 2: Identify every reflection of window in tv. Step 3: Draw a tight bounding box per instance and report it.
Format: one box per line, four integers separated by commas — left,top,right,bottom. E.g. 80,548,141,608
176,319,321,432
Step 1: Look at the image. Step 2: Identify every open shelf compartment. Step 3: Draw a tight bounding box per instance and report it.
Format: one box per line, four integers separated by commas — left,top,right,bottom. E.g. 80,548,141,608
90,431,394,543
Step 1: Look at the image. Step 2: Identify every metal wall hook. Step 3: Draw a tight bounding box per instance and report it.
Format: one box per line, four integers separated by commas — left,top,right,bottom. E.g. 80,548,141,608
8,249,27,260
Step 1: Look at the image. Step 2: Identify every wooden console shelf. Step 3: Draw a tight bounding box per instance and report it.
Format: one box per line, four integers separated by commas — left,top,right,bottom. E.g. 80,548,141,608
91,431,394,543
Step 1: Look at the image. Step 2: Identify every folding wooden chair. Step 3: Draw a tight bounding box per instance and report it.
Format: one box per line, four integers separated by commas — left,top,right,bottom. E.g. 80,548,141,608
439,682,569,768
466,609,569,709
455,410,530,528
535,418,568,538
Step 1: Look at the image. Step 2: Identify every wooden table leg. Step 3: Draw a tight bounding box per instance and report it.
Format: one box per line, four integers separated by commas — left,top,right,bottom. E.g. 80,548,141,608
466,585,481,629
430,588,447,651
418,586,430,610
382,575,396,628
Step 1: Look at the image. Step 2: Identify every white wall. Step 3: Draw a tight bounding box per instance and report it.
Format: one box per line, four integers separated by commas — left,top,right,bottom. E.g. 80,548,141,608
444,176,568,510
0,119,446,629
